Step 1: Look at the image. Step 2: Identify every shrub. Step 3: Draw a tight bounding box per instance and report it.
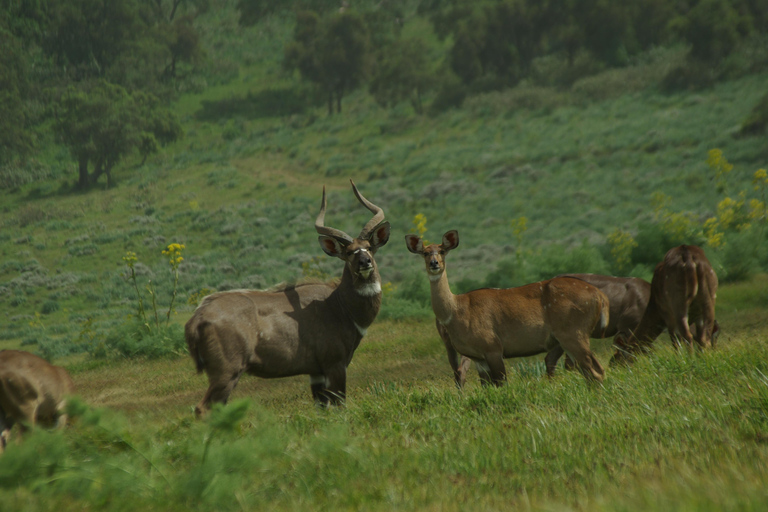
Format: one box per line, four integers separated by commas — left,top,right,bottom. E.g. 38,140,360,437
429,79,467,114
715,227,766,282
41,300,60,315
99,321,186,359
740,91,768,135
378,297,432,321
393,269,431,307
527,242,611,282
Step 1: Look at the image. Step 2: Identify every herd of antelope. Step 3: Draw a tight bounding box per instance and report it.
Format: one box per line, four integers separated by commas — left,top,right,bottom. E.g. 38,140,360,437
0,181,720,450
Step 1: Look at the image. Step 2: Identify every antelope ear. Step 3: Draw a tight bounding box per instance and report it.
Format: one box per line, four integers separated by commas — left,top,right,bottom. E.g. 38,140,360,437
404,234,423,254
442,230,459,251
369,222,391,251
318,236,345,259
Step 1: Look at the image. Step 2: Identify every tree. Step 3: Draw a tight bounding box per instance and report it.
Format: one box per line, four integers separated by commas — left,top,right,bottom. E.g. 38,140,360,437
673,0,744,62
369,37,435,114
236,0,340,26
41,0,205,95
152,0,210,22
284,10,371,115
55,80,182,188
0,29,32,164
432,1,541,87
164,15,204,80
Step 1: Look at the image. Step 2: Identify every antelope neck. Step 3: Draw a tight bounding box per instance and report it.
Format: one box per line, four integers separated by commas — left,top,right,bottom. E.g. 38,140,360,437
429,269,457,325
336,265,381,332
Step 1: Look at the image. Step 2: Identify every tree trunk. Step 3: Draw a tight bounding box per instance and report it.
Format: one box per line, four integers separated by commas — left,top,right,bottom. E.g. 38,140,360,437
77,155,90,189
90,158,106,186
169,0,181,21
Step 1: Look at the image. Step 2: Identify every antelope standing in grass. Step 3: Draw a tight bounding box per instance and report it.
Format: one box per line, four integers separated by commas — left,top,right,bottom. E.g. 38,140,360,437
611,245,718,364
0,350,75,453
405,230,609,386
547,274,651,371
185,180,391,416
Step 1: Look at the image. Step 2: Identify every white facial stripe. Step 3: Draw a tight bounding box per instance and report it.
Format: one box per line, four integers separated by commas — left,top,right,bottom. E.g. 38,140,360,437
353,248,370,255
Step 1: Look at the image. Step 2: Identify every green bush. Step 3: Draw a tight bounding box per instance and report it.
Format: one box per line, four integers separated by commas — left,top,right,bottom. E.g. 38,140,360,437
393,269,431,307
98,321,186,359
714,227,766,283
379,297,432,321
41,300,60,314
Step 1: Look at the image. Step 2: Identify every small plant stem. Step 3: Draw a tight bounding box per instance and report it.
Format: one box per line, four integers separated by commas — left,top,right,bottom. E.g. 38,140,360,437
130,268,148,325
165,268,179,326
202,432,215,464
147,280,160,330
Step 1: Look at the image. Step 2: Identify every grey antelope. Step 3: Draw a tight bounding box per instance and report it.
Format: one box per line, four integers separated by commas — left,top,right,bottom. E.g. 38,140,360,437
611,245,718,364
0,350,75,453
405,230,609,386
185,180,391,416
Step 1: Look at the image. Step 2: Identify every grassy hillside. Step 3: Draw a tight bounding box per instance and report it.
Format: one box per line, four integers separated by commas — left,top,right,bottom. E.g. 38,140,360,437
3,62,767,352
1,4,768,511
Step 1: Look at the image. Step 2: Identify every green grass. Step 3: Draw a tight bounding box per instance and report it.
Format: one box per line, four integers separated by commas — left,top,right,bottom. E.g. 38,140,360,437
1,285,767,511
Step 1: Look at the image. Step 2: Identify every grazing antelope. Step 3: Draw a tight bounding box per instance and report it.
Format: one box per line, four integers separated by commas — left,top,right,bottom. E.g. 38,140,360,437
0,350,75,453
185,180,391,416
405,230,609,386
547,274,651,371
611,245,718,364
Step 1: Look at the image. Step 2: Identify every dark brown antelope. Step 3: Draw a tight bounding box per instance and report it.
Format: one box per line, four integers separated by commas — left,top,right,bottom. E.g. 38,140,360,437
405,230,609,386
185,180,391,416
0,350,75,453
611,245,718,364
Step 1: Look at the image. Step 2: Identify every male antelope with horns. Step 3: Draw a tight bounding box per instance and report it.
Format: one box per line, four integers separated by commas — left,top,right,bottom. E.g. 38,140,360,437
185,180,390,416
406,230,609,385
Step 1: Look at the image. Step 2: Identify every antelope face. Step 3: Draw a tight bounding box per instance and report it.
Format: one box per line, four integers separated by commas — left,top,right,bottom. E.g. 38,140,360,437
422,244,446,277
319,223,391,284
405,230,459,280
346,239,377,280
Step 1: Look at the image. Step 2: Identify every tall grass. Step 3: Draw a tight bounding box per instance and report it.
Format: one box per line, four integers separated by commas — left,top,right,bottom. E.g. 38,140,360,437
1,329,767,511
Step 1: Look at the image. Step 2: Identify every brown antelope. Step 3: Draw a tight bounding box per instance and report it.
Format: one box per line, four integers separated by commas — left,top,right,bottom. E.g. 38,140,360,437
611,245,718,364
405,230,609,386
185,180,391,416
0,350,75,453
547,274,651,371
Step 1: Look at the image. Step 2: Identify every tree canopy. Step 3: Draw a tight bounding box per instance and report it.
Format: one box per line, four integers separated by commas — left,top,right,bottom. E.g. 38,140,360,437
56,81,182,189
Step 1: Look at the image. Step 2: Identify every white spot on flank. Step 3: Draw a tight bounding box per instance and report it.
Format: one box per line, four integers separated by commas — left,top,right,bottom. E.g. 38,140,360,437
357,281,381,297
353,321,368,337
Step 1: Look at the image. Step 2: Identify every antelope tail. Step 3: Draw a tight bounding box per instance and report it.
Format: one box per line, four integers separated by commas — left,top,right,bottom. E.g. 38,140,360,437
184,316,206,374
599,294,610,335
682,245,699,301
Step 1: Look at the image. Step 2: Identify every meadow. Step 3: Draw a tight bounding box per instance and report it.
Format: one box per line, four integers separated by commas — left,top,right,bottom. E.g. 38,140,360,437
1,3,768,510
1,280,767,511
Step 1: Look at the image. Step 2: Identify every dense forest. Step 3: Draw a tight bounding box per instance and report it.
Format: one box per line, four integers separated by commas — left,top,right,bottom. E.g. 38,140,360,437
2,0,768,180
